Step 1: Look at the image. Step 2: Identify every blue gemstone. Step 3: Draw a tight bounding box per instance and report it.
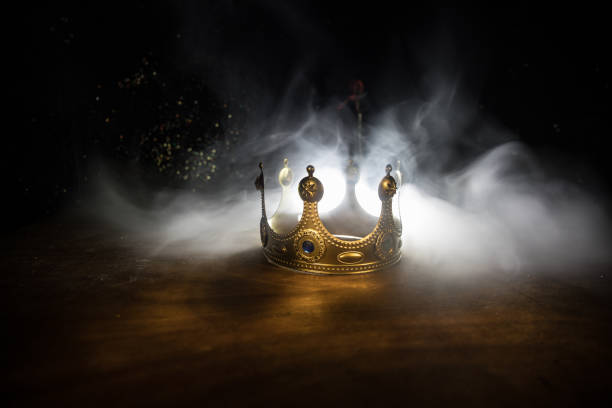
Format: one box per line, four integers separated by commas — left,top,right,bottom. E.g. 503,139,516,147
302,240,315,254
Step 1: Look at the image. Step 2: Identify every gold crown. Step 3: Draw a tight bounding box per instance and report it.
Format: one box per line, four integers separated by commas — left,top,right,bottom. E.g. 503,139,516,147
254,159,402,274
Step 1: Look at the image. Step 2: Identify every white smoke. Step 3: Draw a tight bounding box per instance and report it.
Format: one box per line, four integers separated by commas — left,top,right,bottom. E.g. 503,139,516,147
88,82,611,275
399,142,611,273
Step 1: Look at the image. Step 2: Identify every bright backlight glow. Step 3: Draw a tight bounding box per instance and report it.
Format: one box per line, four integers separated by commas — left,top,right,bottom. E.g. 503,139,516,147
316,167,346,213
355,181,380,216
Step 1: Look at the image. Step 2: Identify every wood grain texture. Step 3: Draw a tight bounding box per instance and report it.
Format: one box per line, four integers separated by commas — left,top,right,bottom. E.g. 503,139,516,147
3,219,612,407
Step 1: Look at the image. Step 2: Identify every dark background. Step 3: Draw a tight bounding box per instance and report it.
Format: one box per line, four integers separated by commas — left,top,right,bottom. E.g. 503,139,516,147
7,4,612,406
13,1,612,229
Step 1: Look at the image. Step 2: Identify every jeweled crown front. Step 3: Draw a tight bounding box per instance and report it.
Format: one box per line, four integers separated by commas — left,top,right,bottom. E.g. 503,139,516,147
255,160,402,274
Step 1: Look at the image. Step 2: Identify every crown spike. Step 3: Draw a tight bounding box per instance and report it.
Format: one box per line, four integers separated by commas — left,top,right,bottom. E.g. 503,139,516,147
306,165,315,177
298,165,323,202
254,162,267,220
255,162,264,191
395,160,402,187
278,158,293,188
345,159,360,184
378,165,397,201
270,158,298,233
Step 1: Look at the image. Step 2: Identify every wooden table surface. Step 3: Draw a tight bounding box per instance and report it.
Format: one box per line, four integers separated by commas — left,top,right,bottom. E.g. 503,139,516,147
4,219,612,407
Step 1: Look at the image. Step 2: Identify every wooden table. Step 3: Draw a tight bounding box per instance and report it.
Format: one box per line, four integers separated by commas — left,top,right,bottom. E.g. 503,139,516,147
4,219,612,406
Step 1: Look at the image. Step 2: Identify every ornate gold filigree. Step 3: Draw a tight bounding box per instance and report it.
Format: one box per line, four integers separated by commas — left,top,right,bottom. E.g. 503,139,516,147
294,229,326,262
